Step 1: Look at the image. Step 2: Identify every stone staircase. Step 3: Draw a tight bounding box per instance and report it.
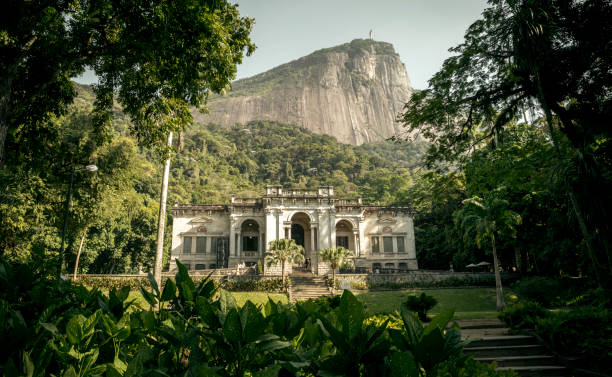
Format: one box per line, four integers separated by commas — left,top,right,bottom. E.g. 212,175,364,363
459,318,570,376
289,269,331,302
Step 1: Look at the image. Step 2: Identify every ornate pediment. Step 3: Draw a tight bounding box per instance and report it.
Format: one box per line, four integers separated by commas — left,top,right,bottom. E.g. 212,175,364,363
377,217,397,224
190,216,214,224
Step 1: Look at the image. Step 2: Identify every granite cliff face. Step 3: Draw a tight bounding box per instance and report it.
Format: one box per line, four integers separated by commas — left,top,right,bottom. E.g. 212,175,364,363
195,39,413,145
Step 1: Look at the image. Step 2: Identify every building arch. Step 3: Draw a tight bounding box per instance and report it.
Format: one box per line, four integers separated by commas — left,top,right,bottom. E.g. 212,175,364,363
239,218,262,259
335,219,357,252
236,217,264,230
335,218,357,230
283,210,314,223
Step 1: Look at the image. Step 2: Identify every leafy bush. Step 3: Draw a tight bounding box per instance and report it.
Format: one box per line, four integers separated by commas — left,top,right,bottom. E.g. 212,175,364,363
78,275,287,292
367,274,519,290
364,313,403,330
219,277,286,292
535,306,612,371
433,355,518,376
499,301,547,330
0,258,475,377
404,293,438,321
512,276,562,307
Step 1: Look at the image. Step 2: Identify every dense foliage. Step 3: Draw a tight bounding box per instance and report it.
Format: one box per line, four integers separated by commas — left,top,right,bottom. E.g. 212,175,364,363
1,82,426,274
400,0,612,286
0,259,517,377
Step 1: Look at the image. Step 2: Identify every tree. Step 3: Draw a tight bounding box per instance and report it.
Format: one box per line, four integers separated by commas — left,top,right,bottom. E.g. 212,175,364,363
317,247,354,289
265,239,305,287
1,0,255,165
455,190,521,311
399,0,612,285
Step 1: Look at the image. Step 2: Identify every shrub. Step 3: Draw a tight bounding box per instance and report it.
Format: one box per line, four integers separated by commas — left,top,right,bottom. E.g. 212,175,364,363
512,276,562,307
499,301,547,330
364,313,403,330
366,274,519,290
312,294,341,309
434,355,518,376
219,278,286,292
404,293,438,321
535,306,612,372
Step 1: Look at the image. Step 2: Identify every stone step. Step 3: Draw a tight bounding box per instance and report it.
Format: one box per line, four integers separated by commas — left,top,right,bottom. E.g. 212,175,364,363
497,365,569,377
461,327,510,338
467,335,538,348
475,355,557,367
456,318,506,329
464,344,547,358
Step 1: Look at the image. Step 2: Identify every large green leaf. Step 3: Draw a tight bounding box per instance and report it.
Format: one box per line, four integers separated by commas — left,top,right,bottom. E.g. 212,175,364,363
389,351,418,377
253,364,282,377
338,290,365,340
218,289,237,318
423,308,454,335
414,328,446,371
160,278,176,302
66,315,85,345
399,306,423,348
222,309,242,343
239,300,265,342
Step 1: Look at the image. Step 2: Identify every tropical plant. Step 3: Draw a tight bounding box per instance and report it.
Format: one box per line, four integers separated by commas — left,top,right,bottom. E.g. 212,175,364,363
265,238,305,287
455,189,521,311
317,246,354,286
399,0,612,287
404,293,438,322
389,305,465,374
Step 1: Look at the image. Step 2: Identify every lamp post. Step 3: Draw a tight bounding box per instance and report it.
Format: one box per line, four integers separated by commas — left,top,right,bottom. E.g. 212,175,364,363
58,164,98,278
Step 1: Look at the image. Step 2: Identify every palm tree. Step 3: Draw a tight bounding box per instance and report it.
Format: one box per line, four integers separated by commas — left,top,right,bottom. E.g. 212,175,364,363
265,238,305,288
455,190,521,311
318,246,354,291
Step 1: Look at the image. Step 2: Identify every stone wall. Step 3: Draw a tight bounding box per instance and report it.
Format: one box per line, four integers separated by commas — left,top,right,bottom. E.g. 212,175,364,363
264,262,292,276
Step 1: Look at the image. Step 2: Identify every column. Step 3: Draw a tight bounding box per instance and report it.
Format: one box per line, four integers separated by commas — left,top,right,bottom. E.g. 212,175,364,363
310,226,316,253
265,210,276,251
329,210,336,248
353,231,360,257
229,219,236,258
275,210,280,240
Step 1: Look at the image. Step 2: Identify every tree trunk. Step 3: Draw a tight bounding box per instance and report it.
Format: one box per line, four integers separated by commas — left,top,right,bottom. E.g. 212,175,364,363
73,230,87,280
154,132,173,289
281,259,286,290
0,67,15,167
491,234,506,312
331,266,336,294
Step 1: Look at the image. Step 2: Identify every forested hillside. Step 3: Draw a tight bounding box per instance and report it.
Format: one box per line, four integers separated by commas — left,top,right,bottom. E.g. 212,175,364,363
0,83,426,274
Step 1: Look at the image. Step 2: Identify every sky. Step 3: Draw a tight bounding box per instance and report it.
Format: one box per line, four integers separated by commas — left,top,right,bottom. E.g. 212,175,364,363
74,0,489,90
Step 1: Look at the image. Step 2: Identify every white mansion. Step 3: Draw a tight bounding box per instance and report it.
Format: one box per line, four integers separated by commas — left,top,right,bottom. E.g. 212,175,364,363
170,186,418,275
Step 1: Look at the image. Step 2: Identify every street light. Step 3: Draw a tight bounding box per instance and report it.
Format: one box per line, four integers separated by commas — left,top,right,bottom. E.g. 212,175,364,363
58,163,98,278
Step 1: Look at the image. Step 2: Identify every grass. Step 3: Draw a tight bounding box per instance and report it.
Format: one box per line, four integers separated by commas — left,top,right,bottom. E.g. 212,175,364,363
354,288,519,319
123,290,288,310
109,287,513,320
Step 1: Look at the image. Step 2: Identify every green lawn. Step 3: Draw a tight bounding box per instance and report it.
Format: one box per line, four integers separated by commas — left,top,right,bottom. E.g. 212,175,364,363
114,287,511,320
354,288,519,319
124,291,288,310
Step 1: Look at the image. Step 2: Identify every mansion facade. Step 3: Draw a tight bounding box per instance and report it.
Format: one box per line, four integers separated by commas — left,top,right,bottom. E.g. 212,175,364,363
170,186,418,275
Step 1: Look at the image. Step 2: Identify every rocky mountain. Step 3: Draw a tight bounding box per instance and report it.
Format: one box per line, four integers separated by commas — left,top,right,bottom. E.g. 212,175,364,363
195,39,413,145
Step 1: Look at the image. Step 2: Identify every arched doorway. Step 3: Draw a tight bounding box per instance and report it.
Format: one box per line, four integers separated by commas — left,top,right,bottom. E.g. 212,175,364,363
241,219,260,259
335,219,354,251
290,212,311,268
291,223,305,247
